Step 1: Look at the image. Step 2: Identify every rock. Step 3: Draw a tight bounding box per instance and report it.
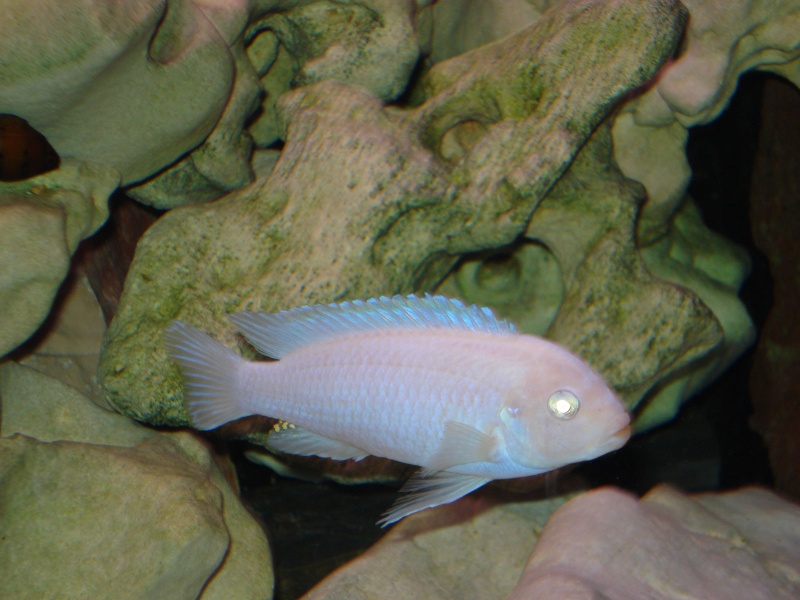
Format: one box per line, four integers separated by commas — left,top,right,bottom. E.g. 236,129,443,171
100,0,685,448
126,38,260,209
633,0,800,128
298,484,800,599
0,433,230,600
440,125,727,430
0,362,274,599
420,0,546,63
0,276,274,600
636,198,755,430
301,491,569,600
0,0,239,187
612,0,800,242
14,270,113,408
508,485,800,599
0,360,147,447
0,159,118,356
78,195,160,325
430,0,756,431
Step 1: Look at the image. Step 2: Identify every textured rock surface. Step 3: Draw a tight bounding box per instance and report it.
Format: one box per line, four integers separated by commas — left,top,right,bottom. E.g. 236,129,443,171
301,491,568,600
14,274,107,403
420,0,799,245
427,0,757,431
0,278,273,599
0,0,443,356
0,433,230,600
0,160,118,356
613,0,800,242
0,0,253,357
421,0,550,63
132,0,426,207
0,0,240,187
637,198,755,430
300,484,800,600
440,125,726,428
507,485,800,600
100,0,687,436
0,362,274,600
246,0,423,149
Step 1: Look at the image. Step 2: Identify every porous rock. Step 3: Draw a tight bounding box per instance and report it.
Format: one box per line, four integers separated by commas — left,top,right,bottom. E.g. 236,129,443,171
613,0,800,242
429,0,757,430
100,0,688,442
440,124,728,429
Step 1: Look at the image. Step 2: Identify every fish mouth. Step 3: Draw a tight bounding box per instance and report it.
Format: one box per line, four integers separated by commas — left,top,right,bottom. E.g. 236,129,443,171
612,424,631,442
583,420,631,461
602,422,632,453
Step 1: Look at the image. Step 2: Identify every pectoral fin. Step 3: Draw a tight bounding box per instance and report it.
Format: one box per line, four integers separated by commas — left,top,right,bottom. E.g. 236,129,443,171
378,470,491,526
424,420,497,474
268,426,368,461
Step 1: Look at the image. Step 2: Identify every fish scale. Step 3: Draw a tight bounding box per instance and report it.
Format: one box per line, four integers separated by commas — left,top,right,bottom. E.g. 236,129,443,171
255,333,497,463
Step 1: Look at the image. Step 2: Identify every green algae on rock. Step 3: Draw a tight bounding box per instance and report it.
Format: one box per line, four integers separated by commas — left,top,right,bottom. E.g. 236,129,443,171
438,124,728,432
100,0,687,433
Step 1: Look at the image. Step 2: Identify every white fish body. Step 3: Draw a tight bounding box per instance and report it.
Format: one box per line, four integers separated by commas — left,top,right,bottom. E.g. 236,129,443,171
165,295,630,525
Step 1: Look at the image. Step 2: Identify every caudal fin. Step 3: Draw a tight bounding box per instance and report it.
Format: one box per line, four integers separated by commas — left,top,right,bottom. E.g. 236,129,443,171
163,321,252,430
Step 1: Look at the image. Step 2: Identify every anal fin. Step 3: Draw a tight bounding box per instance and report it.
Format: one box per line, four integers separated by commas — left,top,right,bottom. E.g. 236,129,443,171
267,425,368,461
378,470,491,527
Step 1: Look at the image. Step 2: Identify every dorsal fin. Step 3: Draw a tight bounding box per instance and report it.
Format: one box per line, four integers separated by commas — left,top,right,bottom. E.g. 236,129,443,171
228,294,516,358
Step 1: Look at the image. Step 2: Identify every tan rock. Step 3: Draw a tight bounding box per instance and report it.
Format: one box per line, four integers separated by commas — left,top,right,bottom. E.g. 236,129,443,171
508,486,800,599
613,0,800,241
302,492,568,600
0,359,273,599
421,0,548,63
428,0,757,430
0,160,118,356
441,125,725,430
0,433,230,600
0,0,239,186
299,484,800,600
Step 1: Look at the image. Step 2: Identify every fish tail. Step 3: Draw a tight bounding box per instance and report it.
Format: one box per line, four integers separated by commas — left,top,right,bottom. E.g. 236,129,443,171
164,321,252,430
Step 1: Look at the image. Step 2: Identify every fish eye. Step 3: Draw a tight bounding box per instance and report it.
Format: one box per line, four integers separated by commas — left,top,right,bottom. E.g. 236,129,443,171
547,390,580,420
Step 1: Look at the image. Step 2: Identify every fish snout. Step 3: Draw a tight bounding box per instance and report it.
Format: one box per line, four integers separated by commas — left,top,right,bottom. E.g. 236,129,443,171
612,423,631,443
587,412,631,458
609,410,632,442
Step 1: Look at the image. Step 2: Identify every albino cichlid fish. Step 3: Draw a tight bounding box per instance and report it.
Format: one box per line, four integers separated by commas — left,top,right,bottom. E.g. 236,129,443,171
165,294,630,526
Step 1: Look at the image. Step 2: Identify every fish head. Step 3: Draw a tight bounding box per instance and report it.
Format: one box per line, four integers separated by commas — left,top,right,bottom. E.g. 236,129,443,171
499,339,630,472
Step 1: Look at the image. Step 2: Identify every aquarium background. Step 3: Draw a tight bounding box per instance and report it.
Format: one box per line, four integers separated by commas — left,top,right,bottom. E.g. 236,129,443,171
3,2,799,598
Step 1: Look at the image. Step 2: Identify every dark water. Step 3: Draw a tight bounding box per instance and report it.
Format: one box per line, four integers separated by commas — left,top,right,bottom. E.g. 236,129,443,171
237,456,398,599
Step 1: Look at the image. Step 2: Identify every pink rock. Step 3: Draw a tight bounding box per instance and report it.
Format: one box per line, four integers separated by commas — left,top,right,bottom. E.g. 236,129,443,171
508,485,800,600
